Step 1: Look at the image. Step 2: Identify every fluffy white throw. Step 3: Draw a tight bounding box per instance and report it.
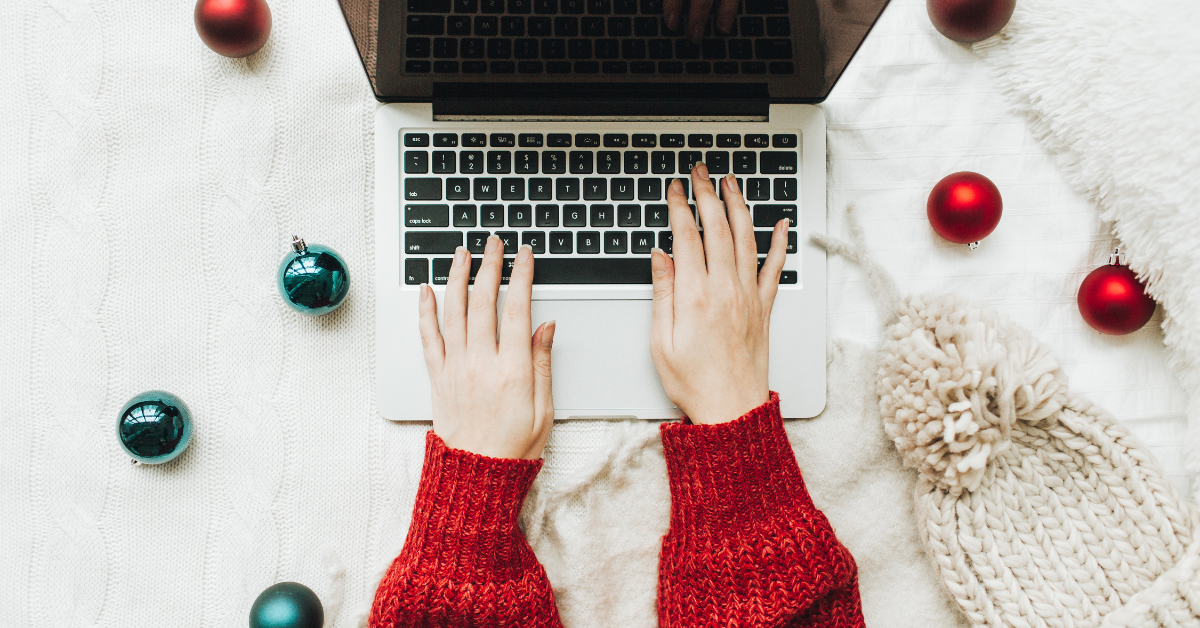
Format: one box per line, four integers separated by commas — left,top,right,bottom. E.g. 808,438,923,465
973,0,1200,500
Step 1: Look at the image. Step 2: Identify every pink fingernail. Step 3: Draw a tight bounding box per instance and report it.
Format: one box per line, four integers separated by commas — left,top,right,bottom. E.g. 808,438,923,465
517,244,532,263
453,246,467,267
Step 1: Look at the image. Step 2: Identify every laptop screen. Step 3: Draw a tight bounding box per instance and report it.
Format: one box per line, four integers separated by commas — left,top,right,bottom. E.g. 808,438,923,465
339,0,889,107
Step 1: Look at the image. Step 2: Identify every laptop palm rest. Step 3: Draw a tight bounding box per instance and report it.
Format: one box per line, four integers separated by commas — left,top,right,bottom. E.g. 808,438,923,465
527,299,675,417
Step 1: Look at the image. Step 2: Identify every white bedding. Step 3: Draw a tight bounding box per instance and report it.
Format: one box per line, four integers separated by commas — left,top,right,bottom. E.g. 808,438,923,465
0,0,1185,625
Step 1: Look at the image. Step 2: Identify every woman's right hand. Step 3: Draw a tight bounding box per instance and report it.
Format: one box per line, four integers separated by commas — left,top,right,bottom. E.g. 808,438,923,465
417,236,556,460
649,163,790,425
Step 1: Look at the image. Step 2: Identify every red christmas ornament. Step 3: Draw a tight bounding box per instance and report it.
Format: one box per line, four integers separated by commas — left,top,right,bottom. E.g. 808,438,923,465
1077,250,1156,335
926,171,1003,247
927,0,1015,43
195,0,272,58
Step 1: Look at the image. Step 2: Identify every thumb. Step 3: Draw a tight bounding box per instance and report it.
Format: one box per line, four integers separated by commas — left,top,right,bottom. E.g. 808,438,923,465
650,248,675,357
531,320,556,447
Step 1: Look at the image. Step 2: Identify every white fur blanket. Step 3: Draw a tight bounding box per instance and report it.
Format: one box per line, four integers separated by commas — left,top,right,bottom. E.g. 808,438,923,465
974,0,1200,500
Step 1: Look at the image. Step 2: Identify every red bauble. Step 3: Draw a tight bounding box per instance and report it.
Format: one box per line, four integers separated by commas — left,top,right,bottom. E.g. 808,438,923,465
926,171,1003,245
1077,263,1156,335
927,0,1015,43
195,0,272,58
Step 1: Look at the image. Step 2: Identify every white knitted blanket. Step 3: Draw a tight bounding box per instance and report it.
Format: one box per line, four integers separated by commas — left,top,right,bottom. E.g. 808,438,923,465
0,0,1188,626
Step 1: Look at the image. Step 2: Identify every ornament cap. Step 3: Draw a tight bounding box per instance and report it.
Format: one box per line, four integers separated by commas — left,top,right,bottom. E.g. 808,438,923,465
291,235,307,255
968,241,979,250
1110,247,1124,265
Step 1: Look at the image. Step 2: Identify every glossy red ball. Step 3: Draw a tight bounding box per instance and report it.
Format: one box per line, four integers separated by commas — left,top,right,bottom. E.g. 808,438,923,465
1077,264,1156,335
926,171,1003,245
927,0,1015,43
195,0,272,58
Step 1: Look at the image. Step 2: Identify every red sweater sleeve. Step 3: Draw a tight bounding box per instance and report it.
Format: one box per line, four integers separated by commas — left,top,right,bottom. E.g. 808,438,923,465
657,393,864,628
369,431,564,628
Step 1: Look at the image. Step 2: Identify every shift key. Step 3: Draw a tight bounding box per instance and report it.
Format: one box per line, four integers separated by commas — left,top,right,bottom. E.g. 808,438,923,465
404,177,442,201
405,231,462,254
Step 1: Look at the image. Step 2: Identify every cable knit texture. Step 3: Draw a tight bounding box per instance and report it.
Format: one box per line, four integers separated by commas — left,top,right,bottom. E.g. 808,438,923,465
657,393,865,628
369,432,564,628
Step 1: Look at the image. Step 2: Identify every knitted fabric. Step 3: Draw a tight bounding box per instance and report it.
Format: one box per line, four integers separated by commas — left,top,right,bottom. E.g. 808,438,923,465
878,293,1200,628
369,396,865,627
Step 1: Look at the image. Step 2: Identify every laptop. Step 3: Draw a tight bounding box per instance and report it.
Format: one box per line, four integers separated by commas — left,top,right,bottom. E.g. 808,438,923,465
338,0,890,421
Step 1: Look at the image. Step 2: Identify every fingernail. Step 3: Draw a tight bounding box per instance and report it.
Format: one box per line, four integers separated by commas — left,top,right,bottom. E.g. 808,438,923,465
419,283,429,301
717,15,734,34
517,243,532,263
453,246,467,267
543,320,556,348
485,235,500,253
666,12,679,32
670,178,683,193
695,161,709,177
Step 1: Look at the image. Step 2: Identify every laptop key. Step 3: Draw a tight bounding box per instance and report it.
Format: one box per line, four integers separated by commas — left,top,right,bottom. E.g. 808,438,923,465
634,17,658,36
687,134,713,148
597,151,620,174
475,16,499,35
462,133,486,147
611,178,635,200
702,39,726,59
447,177,470,199
515,150,538,173
608,17,632,36
454,0,477,11
501,16,525,35
555,16,579,36
406,15,444,34
509,0,532,11
704,151,728,174
651,151,675,173
638,177,661,200
536,204,559,226
772,134,798,148
575,134,601,148
433,133,458,147
604,133,629,147
575,60,600,73
404,151,429,173
488,150,512,173
490,133,515,147
542,151,566,173
570,150,594,173
640,0,662,12
766,16,790,36
753,204,797,227
556,177,580,200
569,39,593,59
755,39,792,59
754,230,797,254
745,0,787,13
614,0,637,13
686,61,711,73
658,231,673,254
745,177,769,200
522,231,546,254
773,178,797,201
582,16,605,36
407,38,431,57
618,204,640,226
759,151,797,174
590,205,614,226
675,40,700,59
740,16,763,36
460,150,483,173
405,258,429,285
631,231,654,254
496,231,519,253
596,39,619,58
404,178,441,200
515,40,539,60
463,60,487,72
645,204,668,227
562,0,585,12
488,38,512,58
454,204,477,227
529,178,553,200
405,60,431,72
433,37,457,56
588,0,611,12
518,133,543,147
623,150,647,173
509,205,533,227
769,61,794,74
405,204,449,227
648,39,672,59
728,39,752,59
467,231,490,254
474,177,498,200
412,0,451,10
534,0,556,12
779,270,797,284
547,133,571,147
582,178,607,200
447,15,471,34
563,204,586,226
405,231,462,254
633,133,656,147
577,232,601,253
529,17,552,36
716,134,740,148
679,151,702,172
481,0,504,11
604,231,628,254
501,177,524,200
742,61,766,74
732,151,755,174
481,204,504,226
549,231,573,253
631,60,655,73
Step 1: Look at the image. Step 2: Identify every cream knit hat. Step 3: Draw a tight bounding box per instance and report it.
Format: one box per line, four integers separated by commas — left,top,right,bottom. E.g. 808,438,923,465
878,293,1200,628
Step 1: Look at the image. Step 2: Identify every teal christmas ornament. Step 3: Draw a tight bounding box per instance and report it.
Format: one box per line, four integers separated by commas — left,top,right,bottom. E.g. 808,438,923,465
249,582,324,628
277,236,350,315
116,391,193,465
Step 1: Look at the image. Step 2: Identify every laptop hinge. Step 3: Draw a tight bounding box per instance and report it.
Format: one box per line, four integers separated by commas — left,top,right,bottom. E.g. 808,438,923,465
431,83,771,121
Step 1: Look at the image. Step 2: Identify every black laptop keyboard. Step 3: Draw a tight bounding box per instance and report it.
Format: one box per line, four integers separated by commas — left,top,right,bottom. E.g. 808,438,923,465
401,130,800,285
403,0,795,75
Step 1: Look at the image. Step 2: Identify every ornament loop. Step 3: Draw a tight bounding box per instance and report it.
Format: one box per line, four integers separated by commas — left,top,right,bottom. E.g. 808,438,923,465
968,241,979,250
1110,247,1123,265
291,235,307,255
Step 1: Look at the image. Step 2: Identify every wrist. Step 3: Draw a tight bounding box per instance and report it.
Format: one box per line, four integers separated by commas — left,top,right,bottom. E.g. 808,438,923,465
682,388,770,425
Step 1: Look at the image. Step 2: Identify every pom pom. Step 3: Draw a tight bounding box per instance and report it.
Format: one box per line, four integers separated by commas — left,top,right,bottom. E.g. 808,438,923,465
877,295,1068,493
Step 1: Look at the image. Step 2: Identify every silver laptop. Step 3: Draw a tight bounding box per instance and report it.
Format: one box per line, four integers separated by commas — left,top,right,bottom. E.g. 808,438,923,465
338,0,891,421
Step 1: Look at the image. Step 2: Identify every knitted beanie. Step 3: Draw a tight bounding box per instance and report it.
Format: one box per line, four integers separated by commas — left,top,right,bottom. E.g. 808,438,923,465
878,293,1200,628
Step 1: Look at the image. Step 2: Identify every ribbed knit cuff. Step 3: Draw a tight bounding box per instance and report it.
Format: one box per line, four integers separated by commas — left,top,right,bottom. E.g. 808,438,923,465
400,431,543,582
659,392,814,536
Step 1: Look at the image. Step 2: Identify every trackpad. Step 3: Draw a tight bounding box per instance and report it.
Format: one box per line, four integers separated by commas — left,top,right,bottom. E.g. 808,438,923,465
530,300,675,415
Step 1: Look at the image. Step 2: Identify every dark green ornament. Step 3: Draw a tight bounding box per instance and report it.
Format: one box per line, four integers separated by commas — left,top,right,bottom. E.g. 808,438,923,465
277,236,350,315
116,391,193,465
249,582,324,628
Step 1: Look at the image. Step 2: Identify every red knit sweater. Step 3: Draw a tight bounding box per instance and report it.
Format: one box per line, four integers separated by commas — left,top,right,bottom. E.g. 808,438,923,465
369,393,864,627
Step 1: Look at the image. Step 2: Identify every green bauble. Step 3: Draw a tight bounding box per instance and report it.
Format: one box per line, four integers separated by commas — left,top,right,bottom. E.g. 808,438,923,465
116,391,193,464
277,236,350,316
249,582,323,628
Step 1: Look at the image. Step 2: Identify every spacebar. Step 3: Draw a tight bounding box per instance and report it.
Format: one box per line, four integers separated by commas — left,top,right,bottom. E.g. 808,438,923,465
532,258,652,284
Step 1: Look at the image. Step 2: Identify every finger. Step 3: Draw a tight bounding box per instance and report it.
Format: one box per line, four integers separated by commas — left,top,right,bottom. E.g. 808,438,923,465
758,218,788,311
722,174,758,287
667,177,705,278
663,0,682,33
715,0,737,34
467,235,503,351
440,246,471,355
692,163,736,277
418,283,446,372
649,247,675,358
531,320,555,422
500,244,535,354
687,0,713,42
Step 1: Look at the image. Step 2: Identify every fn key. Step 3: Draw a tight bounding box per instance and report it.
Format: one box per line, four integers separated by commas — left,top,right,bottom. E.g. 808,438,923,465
405,258,429,285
